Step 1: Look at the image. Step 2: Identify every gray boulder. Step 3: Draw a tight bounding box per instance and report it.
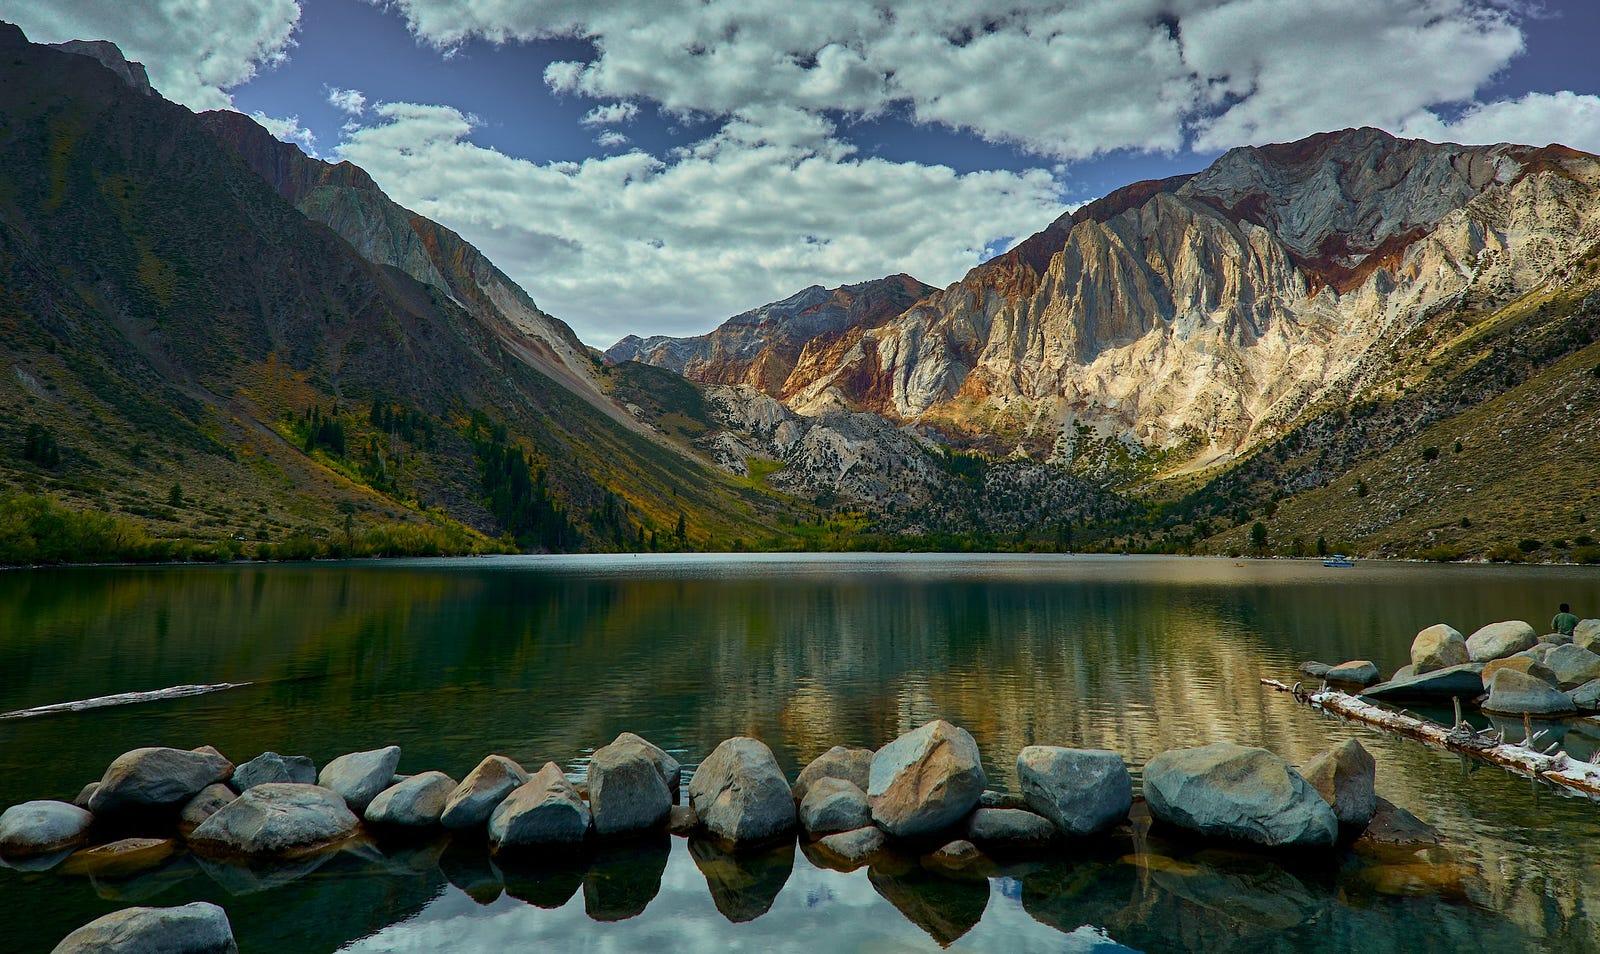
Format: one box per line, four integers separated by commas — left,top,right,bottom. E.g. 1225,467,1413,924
1143,742,1338,848
231,752,316,791
51,902,236,954
188,783,358,857
1297,661,1331,679
1390,664,1416,681
1574,618,1600,651
868,720,986,838
89,747,233,816
689,737,797,844
1016,746,1131,837
1482,654,1558,687
965,807,1056,848
607,733,682,800
589,737,672,836
1353,797,1441,856
1301,739,1376,827
1568,678,1600,712
1411,624,1468,674
73,784,98,809
317,746,401,813
489,762,591,849
1542,644,1600,689
815,825,886,865
798,777,871,835
1482,669,1578,716
0,800,94,858
1362,663,1484,702
441,754,528,829
1325,660,1380,686
366,771,456,826
792,745,874,803
1466,621,1538,662
178,784,237,836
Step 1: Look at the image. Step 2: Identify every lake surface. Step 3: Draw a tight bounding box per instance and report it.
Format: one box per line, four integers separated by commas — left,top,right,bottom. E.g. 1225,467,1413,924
3,554,1600,952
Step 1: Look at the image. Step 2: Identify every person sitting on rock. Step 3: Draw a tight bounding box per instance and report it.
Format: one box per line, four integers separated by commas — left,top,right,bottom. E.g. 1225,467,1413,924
1553,603,1580,637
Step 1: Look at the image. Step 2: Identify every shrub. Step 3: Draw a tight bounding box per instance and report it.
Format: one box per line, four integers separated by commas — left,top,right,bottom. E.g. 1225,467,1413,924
1518,538,1543,553
1486,542,1527,563
1575,546,1600,565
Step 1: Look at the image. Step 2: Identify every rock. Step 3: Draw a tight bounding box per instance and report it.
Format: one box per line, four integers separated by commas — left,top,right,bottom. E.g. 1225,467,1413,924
74,784,99,809
589,737,672,836
489,762,591,850
1390,664,1415,681
965,807,1056,849
366,771,456,826
441,755,528,829
815,825,886,866
51,902,236,954
188,783,358,857
1325,660,1380,686
667,803,698,835
89,747,233,817
1482,654,1558,687
1482,668,1578,715
1297,661,1331,678
0,800,94,857
1362,663,1484,702
1016,746,1132,837
1574,618,1600,651
1540,632,1572,646
1541,644,1600,689
1465,621,1538,662
689,737,796,844
607,732,682,801
798,777,871,835
1410,624,1468,674
178,784,236,836
1143,742,1338,848
1301,739,1376,827
923,839,985,876
976,789,1026,810
61,838,176,878
231,752,316,791
1568,678,1600,712
317,746,401,813
792,745,874,803
1353,797,1441,859
868,720,986,838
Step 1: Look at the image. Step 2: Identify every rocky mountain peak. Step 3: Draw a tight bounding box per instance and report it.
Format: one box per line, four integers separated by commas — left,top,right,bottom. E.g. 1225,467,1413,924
47,38,155,97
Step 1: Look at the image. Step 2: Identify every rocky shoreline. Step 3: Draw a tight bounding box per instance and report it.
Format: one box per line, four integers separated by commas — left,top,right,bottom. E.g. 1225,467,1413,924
1,716,1447,952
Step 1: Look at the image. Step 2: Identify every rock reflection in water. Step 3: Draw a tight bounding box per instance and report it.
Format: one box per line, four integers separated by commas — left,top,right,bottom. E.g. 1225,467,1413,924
687,836,794,922
439,838,503,905
584,834,669,921
868,853,991,946
498,853,584,909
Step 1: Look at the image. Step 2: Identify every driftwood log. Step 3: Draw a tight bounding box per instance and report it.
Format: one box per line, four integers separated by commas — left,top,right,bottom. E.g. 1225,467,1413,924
1261,678,1600,800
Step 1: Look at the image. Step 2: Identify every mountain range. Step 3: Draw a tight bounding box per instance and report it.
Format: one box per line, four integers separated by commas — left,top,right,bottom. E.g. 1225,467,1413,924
4,22,1598,562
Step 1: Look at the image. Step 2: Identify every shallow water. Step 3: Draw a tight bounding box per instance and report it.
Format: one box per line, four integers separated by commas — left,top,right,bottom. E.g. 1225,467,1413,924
2,554,1600,952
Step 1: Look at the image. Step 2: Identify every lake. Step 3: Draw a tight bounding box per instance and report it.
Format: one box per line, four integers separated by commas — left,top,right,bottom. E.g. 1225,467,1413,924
3,554,1600,952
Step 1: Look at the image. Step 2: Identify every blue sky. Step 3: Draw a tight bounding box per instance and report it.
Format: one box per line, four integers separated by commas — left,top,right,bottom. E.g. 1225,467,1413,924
9,1,1600,344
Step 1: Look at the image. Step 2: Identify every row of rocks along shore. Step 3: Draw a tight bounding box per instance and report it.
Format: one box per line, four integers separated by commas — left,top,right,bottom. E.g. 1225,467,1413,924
1301,617,1600,716
2,718,1439,953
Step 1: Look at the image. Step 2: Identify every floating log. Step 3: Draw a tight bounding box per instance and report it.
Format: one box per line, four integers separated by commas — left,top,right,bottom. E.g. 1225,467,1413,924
1261,678,1600,800
0,683,251,720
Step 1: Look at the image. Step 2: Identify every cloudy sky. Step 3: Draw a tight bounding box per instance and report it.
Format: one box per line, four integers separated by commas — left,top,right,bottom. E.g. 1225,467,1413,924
8,1,1600,346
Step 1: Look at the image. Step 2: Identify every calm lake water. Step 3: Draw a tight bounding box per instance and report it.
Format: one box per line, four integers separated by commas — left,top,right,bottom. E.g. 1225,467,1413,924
4,554,1600,952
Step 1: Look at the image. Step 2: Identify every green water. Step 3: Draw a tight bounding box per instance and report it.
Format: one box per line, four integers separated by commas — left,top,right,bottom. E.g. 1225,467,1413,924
2,554,1600,952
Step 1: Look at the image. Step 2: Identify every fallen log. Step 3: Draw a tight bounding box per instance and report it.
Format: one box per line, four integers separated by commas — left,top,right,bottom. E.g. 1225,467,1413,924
1261,678,1600,800
0,682,251,720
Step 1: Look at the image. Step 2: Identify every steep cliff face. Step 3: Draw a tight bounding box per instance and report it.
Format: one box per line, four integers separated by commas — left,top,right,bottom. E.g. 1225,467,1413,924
605,274,934,395
780,129,1600,470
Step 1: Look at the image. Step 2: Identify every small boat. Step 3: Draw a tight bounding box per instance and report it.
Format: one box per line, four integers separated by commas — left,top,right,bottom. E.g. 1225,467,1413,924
1322,554,1355,568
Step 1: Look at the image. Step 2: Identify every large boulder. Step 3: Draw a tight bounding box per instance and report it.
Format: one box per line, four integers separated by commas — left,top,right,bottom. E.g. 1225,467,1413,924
1016,746,1131,837
1482,654,1557,687
589,737,672,836
51,902,236,954
1482,669,1578,716
1362,663,1484,702
231,752,316,791
317,746,401,813
441,755,528,829
1541,644,1600,690
1300,739,1376,827
688,737,797,844
792,745,874,803
489,762,591,850
1324,661,1380,686
1466,621,1538,662
1143,742,1338,848
1568,678,1600,712
1410,624,1468,674
188,783,358,857
366,771,456,826
1574,619,1600,652
607,733,682,801
0,800,94,857
89,747,233,817
868,720,986,838
178,784,237,836
965,807,1057,849
798,777,871,835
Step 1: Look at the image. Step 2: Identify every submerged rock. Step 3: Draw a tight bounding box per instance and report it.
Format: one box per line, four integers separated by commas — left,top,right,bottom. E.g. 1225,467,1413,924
1297,661,1332,679
814,825,886,867
1143,742,1337,848
1465,621,1538,662
589,737,672,836
366,771,455,827
1354,797,1441,858
318,746,401,813
1301,739,1376,827
792,745,874,803
1482,669,1577,715
868,720,986,838
1410,624,1468,674
1325,660,1380,686
1017,746,1131,837
231,752,316,791
1541,644,1600,690
0,800,94,858
188,783,358,857
489,762,591,850
667,803,699,835
61,837,176,878
965,807,1056,849
51,902,236,954
90,747,233,817
798,777,871,835
689,737,796,844
441,755,528,829
1362,663,1484,702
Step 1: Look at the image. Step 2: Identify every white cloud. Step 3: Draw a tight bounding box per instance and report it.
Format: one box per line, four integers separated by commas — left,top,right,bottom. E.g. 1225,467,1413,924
336,102,1067,345
326,86,368,116
1397,91,1600,153
594,130,629,148
250,110,317,154
580,101,639,126
1,0,301,110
